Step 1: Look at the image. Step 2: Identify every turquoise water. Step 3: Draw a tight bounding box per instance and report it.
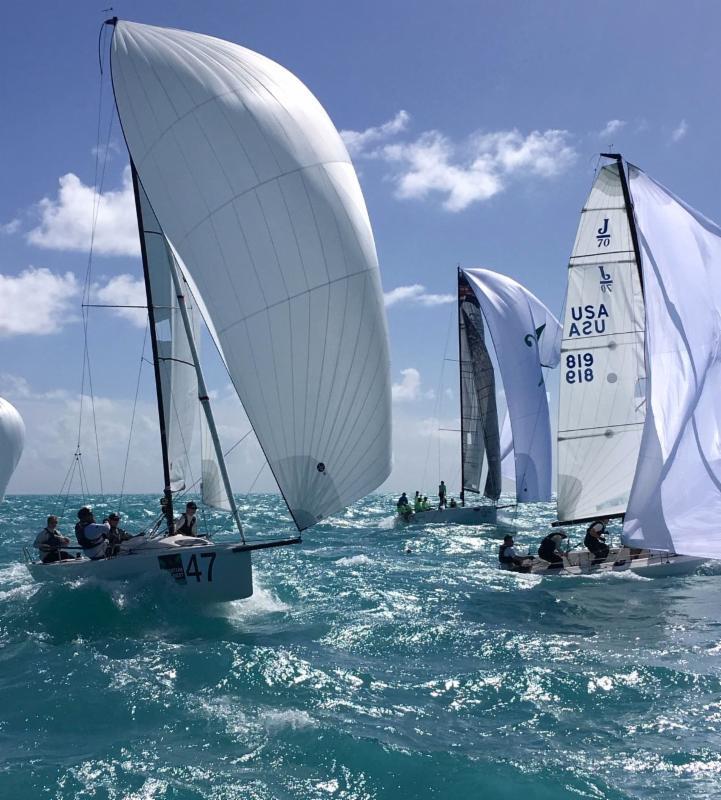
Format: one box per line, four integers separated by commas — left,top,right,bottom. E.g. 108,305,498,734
2,494,721,799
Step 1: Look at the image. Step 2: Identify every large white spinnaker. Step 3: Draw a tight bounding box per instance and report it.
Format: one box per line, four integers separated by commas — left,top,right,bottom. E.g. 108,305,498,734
462,268,561,502
624,167,721,559
557,163,646,523
111,21,391,530
0,398,24,501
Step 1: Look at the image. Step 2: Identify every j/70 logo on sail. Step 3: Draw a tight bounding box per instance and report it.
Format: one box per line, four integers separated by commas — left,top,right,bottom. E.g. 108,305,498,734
599,265,613,292
597,218,611,247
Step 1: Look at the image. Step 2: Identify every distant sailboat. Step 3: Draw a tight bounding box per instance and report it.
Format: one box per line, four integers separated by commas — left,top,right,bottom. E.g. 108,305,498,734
399,267,560,525
0,398,24,502
26,19,392,600
506,154,708,576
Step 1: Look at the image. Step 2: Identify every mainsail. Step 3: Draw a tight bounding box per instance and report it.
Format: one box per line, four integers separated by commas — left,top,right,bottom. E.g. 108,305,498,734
556,163,646,524
111,21,392,530
458,271,501,500
462,268,561,503
624,167,721,559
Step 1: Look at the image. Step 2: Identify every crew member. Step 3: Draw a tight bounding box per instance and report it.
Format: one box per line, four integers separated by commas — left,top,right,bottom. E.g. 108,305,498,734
104,512,133,555
438,480,447,509
34,515,74,563
584,520,610,563
75,507,111,560
175,502,198,536
538,530,568,569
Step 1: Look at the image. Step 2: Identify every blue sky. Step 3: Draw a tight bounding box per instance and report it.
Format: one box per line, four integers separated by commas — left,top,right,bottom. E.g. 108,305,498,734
1,0,719,500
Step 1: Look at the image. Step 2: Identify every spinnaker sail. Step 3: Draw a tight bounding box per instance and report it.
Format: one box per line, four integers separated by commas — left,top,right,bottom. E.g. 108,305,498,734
462,268,561,503
110,21,392,530
623,167,721,559
0,398,24,502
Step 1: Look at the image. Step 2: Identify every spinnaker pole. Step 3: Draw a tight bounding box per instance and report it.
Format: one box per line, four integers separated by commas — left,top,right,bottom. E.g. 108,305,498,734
167,248,246,544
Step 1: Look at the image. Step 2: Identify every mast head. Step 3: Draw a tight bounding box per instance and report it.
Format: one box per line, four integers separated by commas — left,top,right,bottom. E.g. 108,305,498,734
104,16,118,27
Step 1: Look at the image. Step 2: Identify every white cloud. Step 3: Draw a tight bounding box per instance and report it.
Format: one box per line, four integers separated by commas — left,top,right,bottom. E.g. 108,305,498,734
384,284,454,308
392,368,434,402
671,120,688,143
0,372,275,496
27,166,139,256
340,110,410,157
0,219,20,235
91,140,123,160
379,127,575,212
0,267,80,337
93,274,147,328
599,119,626,138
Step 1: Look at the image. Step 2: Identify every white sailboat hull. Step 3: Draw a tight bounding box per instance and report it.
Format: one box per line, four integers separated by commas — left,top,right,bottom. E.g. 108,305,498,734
396,505,497,526
26,535,253,603
503,547,705,578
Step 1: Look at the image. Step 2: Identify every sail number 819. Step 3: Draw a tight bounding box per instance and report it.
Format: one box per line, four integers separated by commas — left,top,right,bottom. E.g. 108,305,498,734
566,352,594,383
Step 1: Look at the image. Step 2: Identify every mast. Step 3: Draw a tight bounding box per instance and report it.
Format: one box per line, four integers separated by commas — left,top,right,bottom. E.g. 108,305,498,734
601,153,644,294
130,164,175,534
457,267,465,506
167,249,246,544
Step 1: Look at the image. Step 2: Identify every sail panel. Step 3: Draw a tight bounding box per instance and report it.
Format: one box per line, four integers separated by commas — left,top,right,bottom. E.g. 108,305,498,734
624,167,721,558
112,22,391,530
463,268,561,503
458,273,501,499
137,182,198,493
557,164,646,522
0,397,24,502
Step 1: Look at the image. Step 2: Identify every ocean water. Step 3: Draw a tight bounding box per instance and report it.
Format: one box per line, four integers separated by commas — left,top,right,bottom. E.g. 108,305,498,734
2,494,721,799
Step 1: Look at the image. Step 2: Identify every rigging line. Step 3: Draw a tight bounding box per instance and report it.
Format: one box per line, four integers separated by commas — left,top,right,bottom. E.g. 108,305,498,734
421,301,455,492
118,323,149,511
174,428,256,501
85,347,106,498
76,50,115,491
55,455,79,518
247,460,267,494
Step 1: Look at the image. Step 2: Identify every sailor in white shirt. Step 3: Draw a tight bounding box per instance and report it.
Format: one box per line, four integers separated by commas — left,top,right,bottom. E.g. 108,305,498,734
74,507,111,560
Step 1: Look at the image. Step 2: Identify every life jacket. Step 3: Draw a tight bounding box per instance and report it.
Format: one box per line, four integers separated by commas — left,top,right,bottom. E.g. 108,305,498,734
538,536,561,562
75,520,105,549
498,544,513,565
176,513,196,536
34,527,60,552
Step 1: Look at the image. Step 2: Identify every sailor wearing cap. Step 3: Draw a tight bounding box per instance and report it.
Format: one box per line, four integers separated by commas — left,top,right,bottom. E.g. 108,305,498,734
104,511,133,555
174,501,198,537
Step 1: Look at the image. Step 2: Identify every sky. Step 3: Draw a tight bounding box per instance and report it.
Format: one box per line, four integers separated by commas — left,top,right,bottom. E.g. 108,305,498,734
1,0,720,508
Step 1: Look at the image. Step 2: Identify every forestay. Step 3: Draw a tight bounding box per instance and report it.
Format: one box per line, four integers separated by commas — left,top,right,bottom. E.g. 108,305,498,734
458,272,501,499
463,268,560,502
624,167,721,559
111,21,392,530
0,398,24,502
557,163,646,523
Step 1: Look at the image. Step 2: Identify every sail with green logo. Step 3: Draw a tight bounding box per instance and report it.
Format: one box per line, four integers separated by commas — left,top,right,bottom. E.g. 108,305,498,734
460,268,561,503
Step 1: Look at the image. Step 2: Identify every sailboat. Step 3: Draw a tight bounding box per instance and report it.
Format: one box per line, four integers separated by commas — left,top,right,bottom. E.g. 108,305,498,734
505,154,709,576
26,19,392,601
0,397,24,502
398,267,560,525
